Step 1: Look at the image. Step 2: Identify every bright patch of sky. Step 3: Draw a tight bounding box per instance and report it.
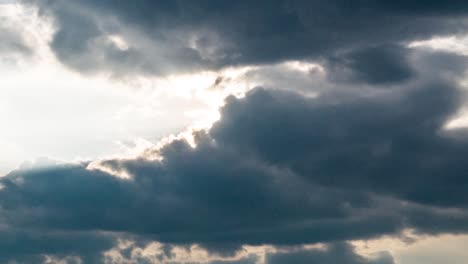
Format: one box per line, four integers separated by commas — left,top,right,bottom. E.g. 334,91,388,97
0,2,251,175
354,233,468,264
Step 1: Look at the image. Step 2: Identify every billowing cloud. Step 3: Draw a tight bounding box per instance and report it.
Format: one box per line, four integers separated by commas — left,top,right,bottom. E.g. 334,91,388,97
211,79,467,209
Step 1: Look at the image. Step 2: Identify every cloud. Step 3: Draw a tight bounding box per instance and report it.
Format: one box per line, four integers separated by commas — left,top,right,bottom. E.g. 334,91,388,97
266,243,394,264
2,49,468,261
103,241,393,264
4,1,468,262
325,45,415,85
1,149,400,247
210,80,468,210
22,0,468,78
0,5,33,63
102,240,259,264
0,26,31,55
0,229,115,263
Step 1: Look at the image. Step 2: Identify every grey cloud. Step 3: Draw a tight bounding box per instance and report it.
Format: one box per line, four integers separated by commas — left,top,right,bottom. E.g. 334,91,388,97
207,256,258,264
326,45,415,85
240,48,468,96
211,80,468,208
0,229,115,264
266,243,394,264
198,243,244,258
22,0,468,78
1,150,397,246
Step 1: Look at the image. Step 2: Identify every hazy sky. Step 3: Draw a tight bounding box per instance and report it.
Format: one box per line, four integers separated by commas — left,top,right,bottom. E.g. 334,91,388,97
2,0,468,263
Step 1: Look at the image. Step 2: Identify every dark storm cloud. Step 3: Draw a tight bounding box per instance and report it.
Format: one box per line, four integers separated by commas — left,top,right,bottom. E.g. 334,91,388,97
266,243,394,264
211,79,468,208
22,0,468,78
326,45,415,85
1,151,399,246
0,229,114,263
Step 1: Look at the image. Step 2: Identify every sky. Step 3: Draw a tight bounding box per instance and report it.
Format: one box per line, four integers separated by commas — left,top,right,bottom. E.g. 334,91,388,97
2,0,468,263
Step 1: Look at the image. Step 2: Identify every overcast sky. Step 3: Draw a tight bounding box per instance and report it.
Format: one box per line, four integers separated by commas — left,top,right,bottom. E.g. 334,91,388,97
2,0,468,263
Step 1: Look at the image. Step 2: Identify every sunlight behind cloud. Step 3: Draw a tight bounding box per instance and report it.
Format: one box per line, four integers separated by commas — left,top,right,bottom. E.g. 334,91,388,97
409,36,468,55
354,233,468,264
0,3,251,175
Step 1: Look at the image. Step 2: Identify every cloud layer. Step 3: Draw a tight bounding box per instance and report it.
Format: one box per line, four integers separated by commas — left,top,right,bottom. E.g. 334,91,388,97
3,0,468,263
23,0,468,78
